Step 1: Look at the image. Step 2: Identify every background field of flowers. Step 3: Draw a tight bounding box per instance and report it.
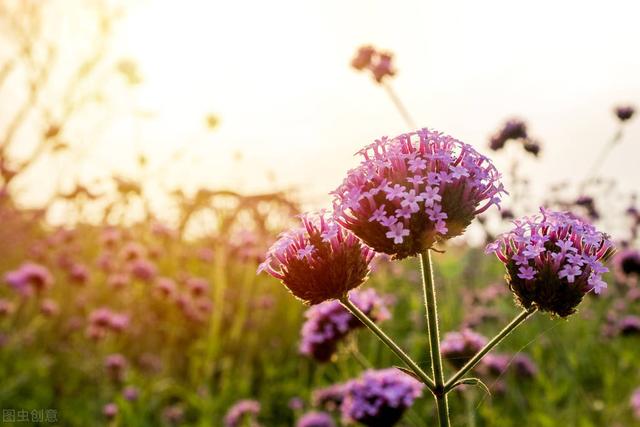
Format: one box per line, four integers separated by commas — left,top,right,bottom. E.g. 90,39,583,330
0,0,639,426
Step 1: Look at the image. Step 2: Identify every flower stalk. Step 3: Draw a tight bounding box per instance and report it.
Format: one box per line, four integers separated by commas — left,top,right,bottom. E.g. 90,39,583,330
339,296,436,390
420,250,450,427
444,306,537,392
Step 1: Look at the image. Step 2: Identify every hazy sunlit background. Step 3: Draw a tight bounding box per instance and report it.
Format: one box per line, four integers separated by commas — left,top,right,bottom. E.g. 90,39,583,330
3,0,639,220
2,1,640,426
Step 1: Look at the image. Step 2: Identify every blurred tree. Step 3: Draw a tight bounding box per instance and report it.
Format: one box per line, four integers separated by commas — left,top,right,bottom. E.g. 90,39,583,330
0,0,129,195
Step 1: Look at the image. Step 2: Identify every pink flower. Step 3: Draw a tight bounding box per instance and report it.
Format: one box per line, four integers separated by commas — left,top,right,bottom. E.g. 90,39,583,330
371,52,396,83
102,403,118,419
441,329,488,369
68,263,90,285
333,129,504,259
351,46,376,71
4,262,53,296
105,354,127,381
155,277,176,298
385,222,410,244
129,258,157,282
258,212,375,305
40,299,59,317
351,45,397,83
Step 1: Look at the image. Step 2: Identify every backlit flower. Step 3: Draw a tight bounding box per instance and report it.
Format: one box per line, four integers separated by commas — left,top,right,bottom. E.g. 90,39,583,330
487,208,615,317
333,128,505,259
258,212,374,305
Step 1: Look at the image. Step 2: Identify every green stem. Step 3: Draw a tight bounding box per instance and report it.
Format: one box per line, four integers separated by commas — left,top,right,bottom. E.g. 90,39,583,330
340,297,436,390
420,250,450,427
444,306,537,392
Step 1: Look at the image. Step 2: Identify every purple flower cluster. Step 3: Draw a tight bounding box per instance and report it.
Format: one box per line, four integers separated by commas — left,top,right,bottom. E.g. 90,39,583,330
102,403,118,419
512,354,538,378
297,411,335,427
440,328,488,369
351,45,396,83
223,399,261,427
618,315,640,336
300,289,391,362
87,307,130,339
341,368,424,426
488,118,541,156
104,353,127,382
615,105,635,122
332,128,505,259
4,262,53,296
614,248,640,282
258,212,375,305
312,384,346,412
487,208,615,317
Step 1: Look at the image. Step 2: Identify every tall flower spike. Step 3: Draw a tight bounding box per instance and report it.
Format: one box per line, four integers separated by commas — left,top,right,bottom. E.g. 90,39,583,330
333,128,505,259
486,208,615,317
258,212,375,305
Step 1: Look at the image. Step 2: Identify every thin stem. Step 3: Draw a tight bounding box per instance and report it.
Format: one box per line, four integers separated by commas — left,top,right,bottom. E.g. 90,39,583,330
444,306,537,392
580,126,623,192
382,81,416,128
340,297,436,390
419,250,450,427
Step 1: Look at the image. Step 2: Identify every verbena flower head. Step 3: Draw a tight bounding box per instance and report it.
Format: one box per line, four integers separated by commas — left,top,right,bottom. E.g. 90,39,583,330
129,258,157,282
351,46,376,71
480,353,510,377
123,386,139,402
312,384,346,411
258,212,375,305
162,405,184,424
615,105,635,122
351,45,396,83
4,262,53,296
102,403,118,420
618,315,640,336
440,328,488,369
297,411,335,427
40,299,59,317
486,208,615,317
613,248,640,282
300,289,391,362
489,118,527,151
105,353,127,381
333,128,505,259
341,368,424,426
224,399,261,427
68,262,90,285
288,397,304,411
512,354,538,378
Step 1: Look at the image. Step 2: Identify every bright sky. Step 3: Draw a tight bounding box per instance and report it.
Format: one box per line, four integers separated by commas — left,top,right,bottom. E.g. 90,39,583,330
12,0,640,213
